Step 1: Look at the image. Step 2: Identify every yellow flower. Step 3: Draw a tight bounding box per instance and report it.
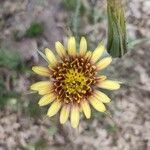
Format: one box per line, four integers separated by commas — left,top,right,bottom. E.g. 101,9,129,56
30,37,120,128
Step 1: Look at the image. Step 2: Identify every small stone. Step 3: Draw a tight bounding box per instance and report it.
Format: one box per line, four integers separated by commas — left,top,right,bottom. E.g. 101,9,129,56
143,1,150,14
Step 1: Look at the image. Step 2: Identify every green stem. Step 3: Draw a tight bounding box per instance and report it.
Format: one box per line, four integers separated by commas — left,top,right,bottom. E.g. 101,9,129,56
73,0,81,39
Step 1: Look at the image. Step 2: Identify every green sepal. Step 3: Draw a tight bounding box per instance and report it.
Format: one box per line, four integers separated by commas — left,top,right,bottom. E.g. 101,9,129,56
107,0,127,58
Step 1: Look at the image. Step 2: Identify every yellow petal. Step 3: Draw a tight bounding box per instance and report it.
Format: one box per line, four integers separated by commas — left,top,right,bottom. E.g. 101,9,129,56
79,37,87,55
30,81,51,91
90,96,106,112
38,88,52,95
97,76,107,82
81,100,91,119
67,37,76,56
38,93,55,106
97,80,120,90
47,101,61,117
45,48,57,65
55,41,66,58
91,43,105,63
93,90,111,103
30,81,52,95
96,57,112,70
71,106,80,128
85,51,92,60
32,66,50,76
60,105,70,124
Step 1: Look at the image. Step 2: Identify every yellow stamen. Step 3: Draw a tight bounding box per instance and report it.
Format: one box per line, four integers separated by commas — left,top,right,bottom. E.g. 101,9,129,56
62,69,88,95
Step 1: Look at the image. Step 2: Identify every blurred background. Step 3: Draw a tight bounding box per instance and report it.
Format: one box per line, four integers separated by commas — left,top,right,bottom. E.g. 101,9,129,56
0,0,150,149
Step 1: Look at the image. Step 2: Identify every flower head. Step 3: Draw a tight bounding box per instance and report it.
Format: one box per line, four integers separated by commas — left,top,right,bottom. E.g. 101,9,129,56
31,37,120,128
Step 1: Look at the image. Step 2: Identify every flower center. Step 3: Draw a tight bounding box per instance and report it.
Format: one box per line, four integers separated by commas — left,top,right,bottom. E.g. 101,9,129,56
52,57,97,104
62,69,88,94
